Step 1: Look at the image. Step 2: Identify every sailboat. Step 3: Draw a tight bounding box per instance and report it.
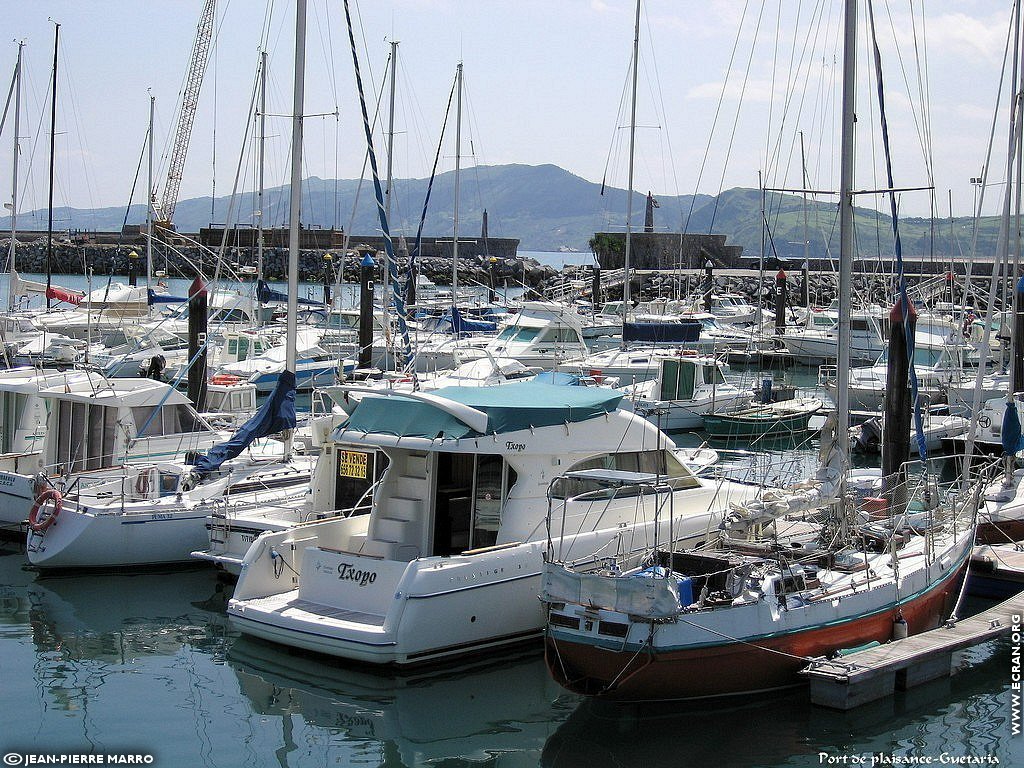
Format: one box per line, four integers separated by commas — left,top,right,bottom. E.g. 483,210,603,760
539,0,985,701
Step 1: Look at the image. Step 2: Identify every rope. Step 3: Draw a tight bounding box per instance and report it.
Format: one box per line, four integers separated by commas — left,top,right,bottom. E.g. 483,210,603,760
341,0,414,375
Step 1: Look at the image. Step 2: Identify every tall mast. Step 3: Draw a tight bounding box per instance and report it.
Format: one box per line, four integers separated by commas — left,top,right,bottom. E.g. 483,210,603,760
146,93,154,291
452,62,462,303
834,0,858,490
257,49,267,327
384,41,398,340
7,42,23,314
46,22,60,310
286,0,306,374
621,0,640,349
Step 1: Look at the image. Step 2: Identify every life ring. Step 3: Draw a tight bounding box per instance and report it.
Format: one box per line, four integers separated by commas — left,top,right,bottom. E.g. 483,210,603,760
28,488,62,532
211,373,243,386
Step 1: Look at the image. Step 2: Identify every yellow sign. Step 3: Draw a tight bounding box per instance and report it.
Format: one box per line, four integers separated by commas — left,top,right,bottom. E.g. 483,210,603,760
338,450,369,479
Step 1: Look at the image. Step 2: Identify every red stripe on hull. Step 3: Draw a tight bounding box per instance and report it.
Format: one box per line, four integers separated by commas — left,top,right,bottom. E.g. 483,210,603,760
545,564,966,701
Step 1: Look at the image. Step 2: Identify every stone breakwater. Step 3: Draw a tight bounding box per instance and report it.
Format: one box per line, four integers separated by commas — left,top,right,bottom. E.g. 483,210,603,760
549,270,983,308
1,239,560,288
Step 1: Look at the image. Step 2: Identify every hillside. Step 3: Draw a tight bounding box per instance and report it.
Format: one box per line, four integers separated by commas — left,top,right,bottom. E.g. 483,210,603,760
2,163,994,261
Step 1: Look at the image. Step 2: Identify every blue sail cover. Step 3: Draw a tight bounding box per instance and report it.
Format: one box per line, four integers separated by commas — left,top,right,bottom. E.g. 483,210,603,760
449,306,497,334
192,370,297,473
256,279,326,307
147,289,188,304
623,320,701,343
1002,400,1024,456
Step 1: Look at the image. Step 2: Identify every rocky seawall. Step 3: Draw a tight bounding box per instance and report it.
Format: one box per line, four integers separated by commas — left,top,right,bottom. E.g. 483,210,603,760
1,239,560,288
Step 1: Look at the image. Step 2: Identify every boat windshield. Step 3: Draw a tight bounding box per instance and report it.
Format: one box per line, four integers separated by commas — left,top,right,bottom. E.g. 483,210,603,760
551,449,700,499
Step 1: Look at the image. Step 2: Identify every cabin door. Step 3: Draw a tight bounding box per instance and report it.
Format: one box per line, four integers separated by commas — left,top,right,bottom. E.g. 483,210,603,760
431,453,513,556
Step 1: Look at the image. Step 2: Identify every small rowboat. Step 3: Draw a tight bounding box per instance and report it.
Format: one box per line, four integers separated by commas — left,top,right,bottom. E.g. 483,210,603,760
702,397,823,439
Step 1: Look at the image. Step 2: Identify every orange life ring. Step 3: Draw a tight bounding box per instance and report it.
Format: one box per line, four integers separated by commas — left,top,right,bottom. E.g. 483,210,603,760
28,488,62,532
211,373,243,386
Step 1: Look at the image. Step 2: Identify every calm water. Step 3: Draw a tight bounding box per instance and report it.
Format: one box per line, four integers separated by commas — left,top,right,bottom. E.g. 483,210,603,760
0,545,1018,767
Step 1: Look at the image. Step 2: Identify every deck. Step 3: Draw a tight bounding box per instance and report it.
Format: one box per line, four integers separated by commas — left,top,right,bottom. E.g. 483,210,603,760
801,590,1024,709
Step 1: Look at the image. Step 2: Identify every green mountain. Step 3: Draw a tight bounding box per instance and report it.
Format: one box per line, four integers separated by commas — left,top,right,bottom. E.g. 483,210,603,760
2,163,993,261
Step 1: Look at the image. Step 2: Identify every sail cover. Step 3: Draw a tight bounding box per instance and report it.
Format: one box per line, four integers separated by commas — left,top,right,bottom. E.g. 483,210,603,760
192,370,297,473
256,279,326,307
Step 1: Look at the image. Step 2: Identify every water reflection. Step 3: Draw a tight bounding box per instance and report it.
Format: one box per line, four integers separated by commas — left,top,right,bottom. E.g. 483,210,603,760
229,638,575,767
542,632,1015,768
1,543,1020,767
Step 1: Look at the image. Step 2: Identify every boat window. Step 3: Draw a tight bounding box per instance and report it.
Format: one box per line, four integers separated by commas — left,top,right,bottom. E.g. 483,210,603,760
513,327,541,343
812,316,834,328
660,359,696,401
551,449,699,499
0,392,28,454
132,405,204,437
851,318,870,332
540,327,579,344
53,401,118,472
496,327,517,341
702,364,726,386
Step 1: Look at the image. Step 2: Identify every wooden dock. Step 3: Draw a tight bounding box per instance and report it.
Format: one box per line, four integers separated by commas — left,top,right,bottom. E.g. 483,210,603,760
801,591,1024,710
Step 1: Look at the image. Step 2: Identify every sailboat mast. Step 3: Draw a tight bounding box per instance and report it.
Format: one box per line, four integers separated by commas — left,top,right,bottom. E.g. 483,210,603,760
46,22,60,310
7,42,23,315
146,93,154,292
621,0,640,342
835,0,858,491
257,49,267,327
286,0,306,374
452,62,462,303
384,41,398,338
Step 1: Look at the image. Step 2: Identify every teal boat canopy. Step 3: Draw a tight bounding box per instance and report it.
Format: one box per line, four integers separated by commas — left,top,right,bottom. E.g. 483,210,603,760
341,381,624,440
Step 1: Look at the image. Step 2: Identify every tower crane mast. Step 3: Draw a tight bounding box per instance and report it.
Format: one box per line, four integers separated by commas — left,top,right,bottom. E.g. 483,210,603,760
153,0,216,230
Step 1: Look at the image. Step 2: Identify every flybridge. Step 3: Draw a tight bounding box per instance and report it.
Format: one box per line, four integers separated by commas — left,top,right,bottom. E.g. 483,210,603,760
335,381,623,441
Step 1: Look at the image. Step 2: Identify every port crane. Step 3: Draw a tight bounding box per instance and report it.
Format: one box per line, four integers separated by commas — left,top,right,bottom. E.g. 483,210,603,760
152,0,217,237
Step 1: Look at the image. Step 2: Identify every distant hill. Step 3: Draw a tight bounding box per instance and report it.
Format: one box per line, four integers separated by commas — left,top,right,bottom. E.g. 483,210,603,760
1,163,994,261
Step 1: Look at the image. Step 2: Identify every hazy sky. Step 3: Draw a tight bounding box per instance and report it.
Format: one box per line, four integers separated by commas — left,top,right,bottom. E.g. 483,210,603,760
0,0,1016,228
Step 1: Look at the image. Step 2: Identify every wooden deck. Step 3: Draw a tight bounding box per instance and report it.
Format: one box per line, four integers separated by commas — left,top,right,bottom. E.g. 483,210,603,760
801,591,1024,709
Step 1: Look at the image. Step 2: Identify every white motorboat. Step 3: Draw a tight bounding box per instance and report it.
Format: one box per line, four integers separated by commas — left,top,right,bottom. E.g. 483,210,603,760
618,354,752,430
226,380,761,666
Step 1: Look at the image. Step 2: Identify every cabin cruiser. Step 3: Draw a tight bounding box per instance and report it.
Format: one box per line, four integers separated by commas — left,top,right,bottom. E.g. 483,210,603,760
415,302,588,373
227,380,761,666
618,354,751,430
22,373,313,569
781,306,886,365
213,327,345,392
0,375,230,531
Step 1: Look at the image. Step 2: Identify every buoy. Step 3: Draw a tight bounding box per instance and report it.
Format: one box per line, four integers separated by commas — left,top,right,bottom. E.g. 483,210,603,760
893,609,908,640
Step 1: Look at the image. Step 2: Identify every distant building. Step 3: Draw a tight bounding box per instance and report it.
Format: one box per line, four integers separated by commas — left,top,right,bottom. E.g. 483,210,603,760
590,231,743,270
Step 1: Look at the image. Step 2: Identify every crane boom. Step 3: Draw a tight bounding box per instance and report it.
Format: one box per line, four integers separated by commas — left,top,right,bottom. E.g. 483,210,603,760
154,0,216,227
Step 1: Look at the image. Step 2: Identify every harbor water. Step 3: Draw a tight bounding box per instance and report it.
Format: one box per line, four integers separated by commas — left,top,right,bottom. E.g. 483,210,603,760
0,544,1018,767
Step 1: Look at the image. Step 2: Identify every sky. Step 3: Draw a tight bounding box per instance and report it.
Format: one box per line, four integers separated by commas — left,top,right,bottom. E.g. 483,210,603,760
0,0,1017,227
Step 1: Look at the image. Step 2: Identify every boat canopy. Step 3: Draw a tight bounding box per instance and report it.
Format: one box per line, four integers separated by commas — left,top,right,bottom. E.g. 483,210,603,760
340,381,623,440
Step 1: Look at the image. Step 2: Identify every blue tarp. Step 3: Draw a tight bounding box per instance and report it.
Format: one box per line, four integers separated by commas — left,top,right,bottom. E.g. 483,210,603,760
340,381,622,440
450,306,497,334
192,370,297,473
256,279,326,307
623,320,701,343
147,289,188,304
